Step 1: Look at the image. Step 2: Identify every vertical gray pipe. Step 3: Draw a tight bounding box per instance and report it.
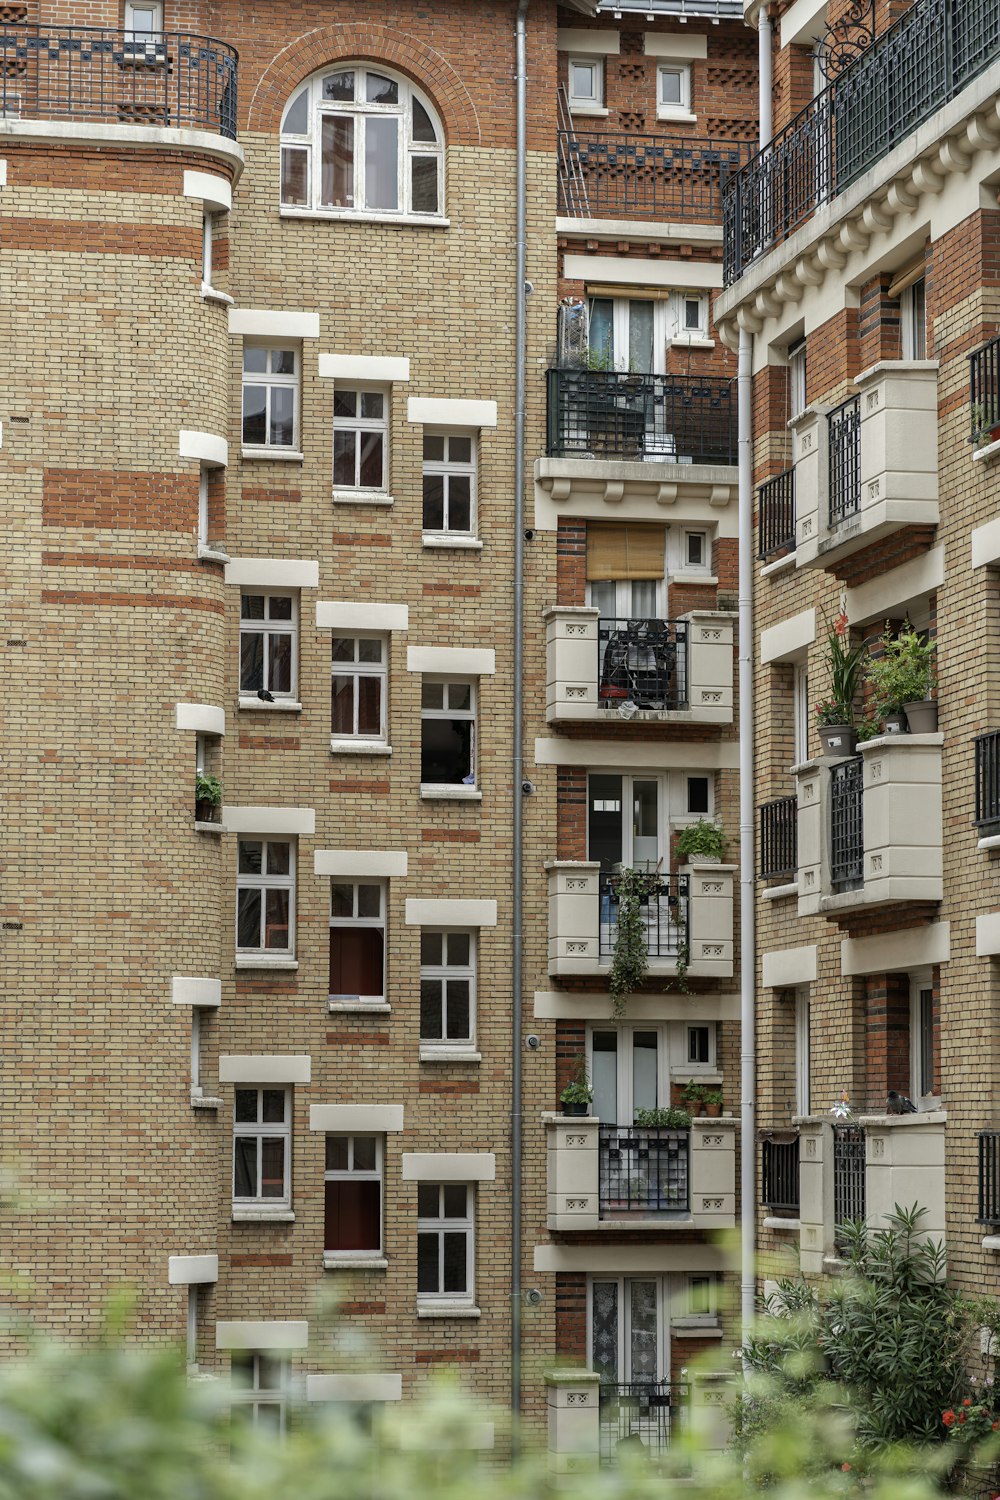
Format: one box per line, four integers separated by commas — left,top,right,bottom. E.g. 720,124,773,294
758,6,773,149
512,0,529,1433
737,325,756,1346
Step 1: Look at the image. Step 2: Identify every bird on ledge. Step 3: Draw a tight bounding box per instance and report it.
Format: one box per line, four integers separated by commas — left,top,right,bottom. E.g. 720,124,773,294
886,1090,918,1115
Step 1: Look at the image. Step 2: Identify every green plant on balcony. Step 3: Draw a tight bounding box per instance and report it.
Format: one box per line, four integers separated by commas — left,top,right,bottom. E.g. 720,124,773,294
607,866,655,1017
971,398,999,448
634,1106,691,1129
682,1078,707,1108
558,1054,593,1117
195,774,222,822
865,621,936,718
817,607,867,727
675,818,726,863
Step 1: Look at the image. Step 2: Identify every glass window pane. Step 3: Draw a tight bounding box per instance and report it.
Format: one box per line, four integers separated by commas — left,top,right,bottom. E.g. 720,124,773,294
262,1088,285,1123
445,979,470,1040
269,385,294,447
326,1135,348,1171
241,593,265,619
417,1231,439,1293
326,1178,380,1252
592,1031,618,1125
447,475,471,531
571,61,595,97
411,156,438,215
231,1351,254,1386
420,978,443,1040
271,350,296,375
330,882,354,919
321,115,354,208
423,434,445,461
591,1281,618,1382
365,116,398,212
630,1280,658,1381
633,1031,658,1115
331,675,355,735
442,1232,467,1293
329,927,384,999
358,638,382,663
589,297,614,366
628,300,654,374
264,888,290,949
421,715,472,784
240,632,264,693
268,633,292,694
449,436,472,463
411,97,436,142
356,884,381,919
282,86,309,134
353,1136,377,1172
333,430,357,487
268,596,293,620
260,1138,285,1197
447,683,472,712
333,389,358,418
238,840,263,874
366,72,398,103
257,1355,283,1391
280,146,309,206
360,392,384,419
234,1137,257,1196
421,682,444,710
447,932,470,966
243,347,268,374
356,676,381,735
331,637,356,663
236,888,261,949
359,431,384,489
443,1184,467,1218
421,931,442,965
323,70,354,101
235,1089,258,1123
423,475,445,530
661,68,682,104
417,1183,439,1217
242,386,267,446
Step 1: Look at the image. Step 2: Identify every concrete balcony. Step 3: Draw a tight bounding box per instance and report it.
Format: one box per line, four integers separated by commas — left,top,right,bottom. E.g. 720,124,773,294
544,1113,736,1232
545,860,735,979
793,362,939,571
544,607,733,727
795,733,942,917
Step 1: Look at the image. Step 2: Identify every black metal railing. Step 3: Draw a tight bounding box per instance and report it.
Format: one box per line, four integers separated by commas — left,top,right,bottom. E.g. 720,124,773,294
970,334,1000,445
546,369,736,465
599,1381,688,1463
759,796,797,880
723,0,1000,283
758,467,796,558
0,24,238,137
598,618,688,711
828,394,861,528
599,1126,690,1216
598,871,689,960
833,1124,866,1246
975,731,1000,829
978,1131,1000,1227
761,1134,800,1213
830,755,864,891
557,130,754,222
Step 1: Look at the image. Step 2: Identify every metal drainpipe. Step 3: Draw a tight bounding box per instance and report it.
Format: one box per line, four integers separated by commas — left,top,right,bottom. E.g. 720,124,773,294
512,0,529,1436
758,5,773,149
738,324,756,1347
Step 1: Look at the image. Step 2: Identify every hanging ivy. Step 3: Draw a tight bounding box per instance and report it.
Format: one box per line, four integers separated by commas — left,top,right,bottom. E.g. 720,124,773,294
609,866,691,1018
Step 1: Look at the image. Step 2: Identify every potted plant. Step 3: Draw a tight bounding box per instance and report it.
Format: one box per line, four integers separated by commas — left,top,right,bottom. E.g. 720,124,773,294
634,1106,691,1130
681,1078,707,1110
815,697,859,755
865,621,937,734
971,398,1000,448
815,607,867,755
702,1089,724,1118
559,1055,593,1118
675,818,726,864
195,774,222,823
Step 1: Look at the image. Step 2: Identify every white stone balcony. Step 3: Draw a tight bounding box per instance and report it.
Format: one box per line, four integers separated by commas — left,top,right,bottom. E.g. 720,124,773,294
544,607,734,726
545,861,735,979
795,733,942,916
793,361,939,571
544,1113,736,1232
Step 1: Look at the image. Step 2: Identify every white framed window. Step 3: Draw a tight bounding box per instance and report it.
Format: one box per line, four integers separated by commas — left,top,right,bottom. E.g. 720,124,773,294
242,345,299,452
665,526,712,578
568,56,603,110
329,880,386,1004
910,970,936,1105
657,62,692,118
789,339,807,420
331,636,387,742
420,931,475,1047
794,989,810,1117
793,662,810,767
590,1026,666,1124
325,1134,383,1257
589,1275,669,1384
233,1087,291,1207
416,1183,474,1303
588,576,664,622
124,0,162,36
333,386,388,493
673,291,707,340
687,1025,710,1065
280,65,444,220
421,679,476,787
239,591,297,700
686,1273,717,1321
687,775,709,815
422,433,476,537
197,466,209,546
201,213,215,288
236,839,295,956
231,1352,288,1436
684,529,708,571
901,278,926,360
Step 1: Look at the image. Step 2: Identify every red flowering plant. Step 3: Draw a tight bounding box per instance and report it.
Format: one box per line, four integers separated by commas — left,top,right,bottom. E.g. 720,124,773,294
815,605,867,728
942,1395,1000,1447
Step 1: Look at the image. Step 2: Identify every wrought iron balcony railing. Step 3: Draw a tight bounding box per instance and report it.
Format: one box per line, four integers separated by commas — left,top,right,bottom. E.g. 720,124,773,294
759,796,797,881
978,1131,1000,1227
598,871,689,960
0,24,238,137
833,1123,866,1247
830,755,864,891
828,394,861,528
598,1126,690,1217
557,129,753,223
758,466,796,559
599,1381,688,1463
970,333,1000,445
761,1133,800,1213
975,730,1000,829
598,617,688,712
546,368,736,466
723,0,1000,283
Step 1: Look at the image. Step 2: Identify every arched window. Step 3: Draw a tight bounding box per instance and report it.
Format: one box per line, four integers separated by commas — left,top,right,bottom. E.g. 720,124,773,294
280,65,444,220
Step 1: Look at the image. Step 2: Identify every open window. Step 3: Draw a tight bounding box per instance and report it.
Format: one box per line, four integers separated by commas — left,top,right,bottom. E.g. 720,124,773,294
329,880,386,1005
325,1134,383,1257
420,679,476,787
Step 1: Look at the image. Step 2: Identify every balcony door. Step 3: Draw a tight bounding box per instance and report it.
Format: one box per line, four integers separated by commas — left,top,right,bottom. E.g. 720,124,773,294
588,297,658,374
589,577,661,622
588,774,664,873
590,1275,669,1386
590,1027,665,1126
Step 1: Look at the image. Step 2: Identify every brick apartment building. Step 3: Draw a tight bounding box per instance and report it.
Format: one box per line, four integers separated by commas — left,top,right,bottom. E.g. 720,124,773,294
1,0,752,1459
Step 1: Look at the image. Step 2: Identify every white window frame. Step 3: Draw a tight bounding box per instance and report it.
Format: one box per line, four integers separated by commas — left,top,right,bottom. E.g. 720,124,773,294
328,879,386,1005
197,466,210,546
421,431,477,539
331,635,388,743
279,64,445,223
666,526,712,578
683,529,709,571
794,989,811,1117
232,1086,292,1208
124,0,162,35
671,291,707,341
236,838,296,957
789,339,807,420
242,344,300,454
568,55,604,110
656,62,692,119
332,384,389,495
239,590,298,701
588,1024,669,1125
793,661,810,768
587,1274,670,1384
909,969,937,1107
587,575,666,621
686,1024,712,1067
416,1182,475,1305
420,677,477,790
324,1133,384,1259
230,1352,289,1435
685,1273,717,1323
419,930,476,1048
901,278,927,361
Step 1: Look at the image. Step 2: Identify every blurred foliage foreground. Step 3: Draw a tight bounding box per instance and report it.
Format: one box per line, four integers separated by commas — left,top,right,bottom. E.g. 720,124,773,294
2,1209,1000,1500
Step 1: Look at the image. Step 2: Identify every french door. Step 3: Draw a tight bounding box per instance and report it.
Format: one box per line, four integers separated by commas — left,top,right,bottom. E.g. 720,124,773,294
588,773,664,873
590,1275,669,1385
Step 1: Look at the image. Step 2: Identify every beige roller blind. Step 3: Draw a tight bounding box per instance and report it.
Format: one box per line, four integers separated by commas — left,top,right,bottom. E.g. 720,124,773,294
887,256,925,301
586,523,666,581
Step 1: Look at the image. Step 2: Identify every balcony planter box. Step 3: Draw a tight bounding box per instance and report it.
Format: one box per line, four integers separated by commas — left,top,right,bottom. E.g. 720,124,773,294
561,1100,590,1118
904,699,938,734
819,724,858,757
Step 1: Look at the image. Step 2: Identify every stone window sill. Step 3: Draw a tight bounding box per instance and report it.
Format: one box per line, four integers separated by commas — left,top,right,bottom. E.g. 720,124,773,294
241,446,304,463
237,696,302,713
416,1302,481,1319
422,534,484,550
333,489,394,506
419,785,482,801
763,1215,800,1232
761,551,796,578
323,1253,388,1271
328,998,391,1014
419,1046,481,1063
280,208,449,230
234,955,299,971
763,881,798,901
330,739,392,756
194,820,224,835
973,435,1000,463
201,283,234,306
232,1207,295,1222
191,1093,222,1110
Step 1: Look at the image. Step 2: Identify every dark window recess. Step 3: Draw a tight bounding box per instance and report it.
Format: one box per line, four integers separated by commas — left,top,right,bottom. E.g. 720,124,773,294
329,928,384,998
421,719,473,784
687,776,709,814
324,1179,381,1252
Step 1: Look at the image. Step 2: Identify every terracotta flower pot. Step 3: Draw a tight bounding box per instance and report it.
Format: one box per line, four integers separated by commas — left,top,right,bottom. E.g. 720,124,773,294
704,1101,722,1118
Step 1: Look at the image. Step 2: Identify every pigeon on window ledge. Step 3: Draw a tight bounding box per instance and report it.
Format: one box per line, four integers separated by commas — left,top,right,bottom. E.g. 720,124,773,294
257,689,275,702
886,1090,918,1115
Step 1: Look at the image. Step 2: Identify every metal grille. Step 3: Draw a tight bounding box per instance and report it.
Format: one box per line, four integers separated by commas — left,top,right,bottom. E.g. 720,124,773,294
0,24,238,137
599,1127,690,1217
761,1135,800,1213
759,796,797,880
599,1381,688,1463
758,467,796,558
723,0,1000,283
978,1132,1000,1227
546,369,736,466
975,731,1000,828
970,334,1000,445
828,395,861,527
598,872,689,960
598,618,688,711
557,130,753,222
830,756,864,891
833,1124,866,1246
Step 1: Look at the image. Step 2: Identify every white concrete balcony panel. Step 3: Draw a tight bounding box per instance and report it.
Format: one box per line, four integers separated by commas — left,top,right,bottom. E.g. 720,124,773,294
859,1111,946,1249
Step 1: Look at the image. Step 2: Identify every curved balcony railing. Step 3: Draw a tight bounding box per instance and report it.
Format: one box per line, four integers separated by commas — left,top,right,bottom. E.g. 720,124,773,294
0,25,238,139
